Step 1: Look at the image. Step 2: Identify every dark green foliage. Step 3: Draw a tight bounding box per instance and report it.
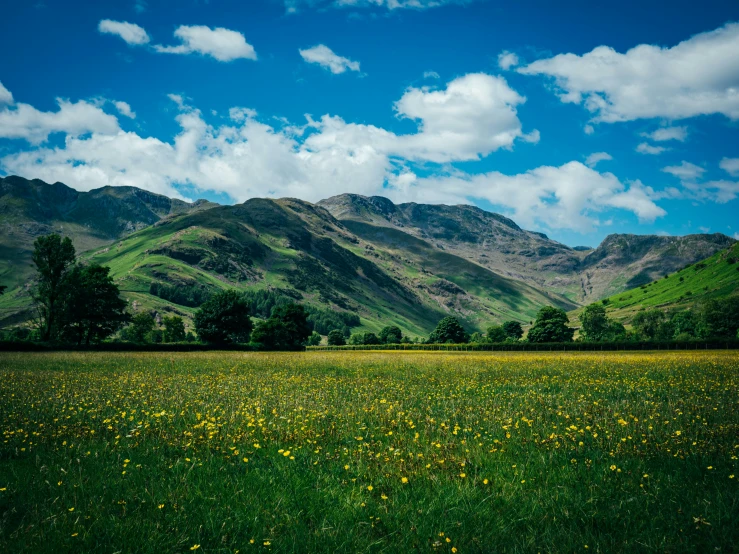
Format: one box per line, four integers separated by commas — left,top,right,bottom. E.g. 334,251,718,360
632,310,666,340
306,331,322,346
348,332,381,346
149,282,210,308
60,264,130,345
194,290,253,345
0,285,6,295
486,326,507,343
699,297,739,339
579,303,626,342
428,316,469,344
469,332,487,343
162,316,186,343
241,288,359,335
123,313,157,344
527,306,574,343
362,332,381,345
502,321,524,340
378,325,403,344
327,330,346,346
251,302,311,351
31,234,77,341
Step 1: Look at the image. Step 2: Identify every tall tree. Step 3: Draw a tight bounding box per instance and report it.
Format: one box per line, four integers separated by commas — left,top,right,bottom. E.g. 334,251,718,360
123,313,157,343
31,234,76,341
327,329,346,346
428,316,469,344
486,325,507,343
61,264,129,345
631,310,666,340
527,306,574,343
194,290,253,345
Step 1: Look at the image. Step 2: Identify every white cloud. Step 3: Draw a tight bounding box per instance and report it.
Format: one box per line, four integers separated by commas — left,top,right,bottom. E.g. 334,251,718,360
389,73,538,162
423,71,440,79
389,162,665,232
0,79,663,233
299,45,360,74
636,142,668,155
154,25,257,61
720,157,739,177
284,0,478,13
0,98,120,144
583,124,594,135
734,232,739,240
497,51,519,70
641,126,688,142
98,19,150,45
662,161,705,181
114,101,136,119
518,22,739,123
0,81,13,105
585,152,612,167
134,0,147,14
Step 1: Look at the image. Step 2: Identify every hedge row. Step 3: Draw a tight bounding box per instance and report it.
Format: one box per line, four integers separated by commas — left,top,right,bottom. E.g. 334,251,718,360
0,341,260,352
308,340,739,352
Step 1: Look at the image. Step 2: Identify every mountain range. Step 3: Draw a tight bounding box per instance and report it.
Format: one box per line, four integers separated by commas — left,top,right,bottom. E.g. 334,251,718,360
0,175,735,336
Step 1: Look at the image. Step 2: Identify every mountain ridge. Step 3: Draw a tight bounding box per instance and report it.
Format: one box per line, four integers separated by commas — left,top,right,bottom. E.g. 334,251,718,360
0,176,735,335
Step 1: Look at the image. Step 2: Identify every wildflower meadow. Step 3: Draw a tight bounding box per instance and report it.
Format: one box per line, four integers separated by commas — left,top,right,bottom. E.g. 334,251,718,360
1,351,737,552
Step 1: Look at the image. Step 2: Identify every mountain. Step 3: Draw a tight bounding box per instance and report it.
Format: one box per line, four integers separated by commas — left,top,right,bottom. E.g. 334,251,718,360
318,194,734,303
0,176,216,324
571,241,739,327
0,178,735,336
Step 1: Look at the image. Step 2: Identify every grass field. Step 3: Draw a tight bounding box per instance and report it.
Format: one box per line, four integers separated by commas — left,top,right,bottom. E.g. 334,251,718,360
1,351,738,553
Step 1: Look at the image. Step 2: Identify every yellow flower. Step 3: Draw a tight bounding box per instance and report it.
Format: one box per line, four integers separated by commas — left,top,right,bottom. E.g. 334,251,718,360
367,485,373,491
344,465,349,470
190,545,200,551
263,541,271,546
459,473,466,478
610,465,617,471
68,507,75,512
242,457,249,463
452,548,458,553
158,504,164,509
483,479,489,485
283,450,291,457
401,477,408,484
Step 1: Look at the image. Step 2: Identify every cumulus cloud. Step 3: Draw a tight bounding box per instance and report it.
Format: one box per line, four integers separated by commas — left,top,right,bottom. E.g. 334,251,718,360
0,97,120,144
497,51,519,70
390,162,665,232
154,25,257,61
662,161,705,181
636,142,668,155
585,152,612,167
114,101,136,119
518,22,739,123
98,19,150,45
0,78,665,233
299,45,360,74
0,81,13,105
641,126,688,142
720,157,739,177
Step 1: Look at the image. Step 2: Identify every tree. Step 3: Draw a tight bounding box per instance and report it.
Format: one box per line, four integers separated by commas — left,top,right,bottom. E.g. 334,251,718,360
527,306,574,343
251,302,311,351
428,316,469,344
379,325,403,344
699,297,739,339
306,331,322,346
194,290,252,344
362,332,381,345
0,285,6,295
31,234,76,341
123,313,157,343
60,264,129,345
631,310,666,340
502,321,524,340
162,316,186,343
327,329,346,346
469,332,487,343
486,325,507,343
579,303,612,341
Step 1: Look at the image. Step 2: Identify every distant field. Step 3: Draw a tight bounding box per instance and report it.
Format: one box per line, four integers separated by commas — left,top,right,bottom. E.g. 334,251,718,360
1,351,738,552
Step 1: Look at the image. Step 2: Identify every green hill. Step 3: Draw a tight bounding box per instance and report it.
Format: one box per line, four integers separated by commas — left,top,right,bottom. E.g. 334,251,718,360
571,242,739,327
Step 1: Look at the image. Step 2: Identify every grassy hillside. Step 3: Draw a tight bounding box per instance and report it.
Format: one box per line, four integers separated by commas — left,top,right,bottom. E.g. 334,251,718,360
65,198,573,338
571,242,739,326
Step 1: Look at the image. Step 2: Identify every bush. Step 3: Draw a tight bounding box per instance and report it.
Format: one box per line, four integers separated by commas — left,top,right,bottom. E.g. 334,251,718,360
428,316,469,344
327,330,346,346
251,302,312,351
527,306,574,343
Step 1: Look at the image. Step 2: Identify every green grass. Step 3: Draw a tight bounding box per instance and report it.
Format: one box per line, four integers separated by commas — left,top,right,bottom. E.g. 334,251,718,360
1,351,737,553
571,242,739,326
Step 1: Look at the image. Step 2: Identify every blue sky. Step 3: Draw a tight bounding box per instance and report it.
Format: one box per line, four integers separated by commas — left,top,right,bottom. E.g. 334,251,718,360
1,0,738,247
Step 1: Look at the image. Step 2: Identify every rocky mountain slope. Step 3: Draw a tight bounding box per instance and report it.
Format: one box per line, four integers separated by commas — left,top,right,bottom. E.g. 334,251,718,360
318,194,734,303
0,177,734,335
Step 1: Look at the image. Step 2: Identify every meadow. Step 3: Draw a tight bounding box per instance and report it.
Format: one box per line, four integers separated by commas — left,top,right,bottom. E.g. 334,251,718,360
0,351,737,553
